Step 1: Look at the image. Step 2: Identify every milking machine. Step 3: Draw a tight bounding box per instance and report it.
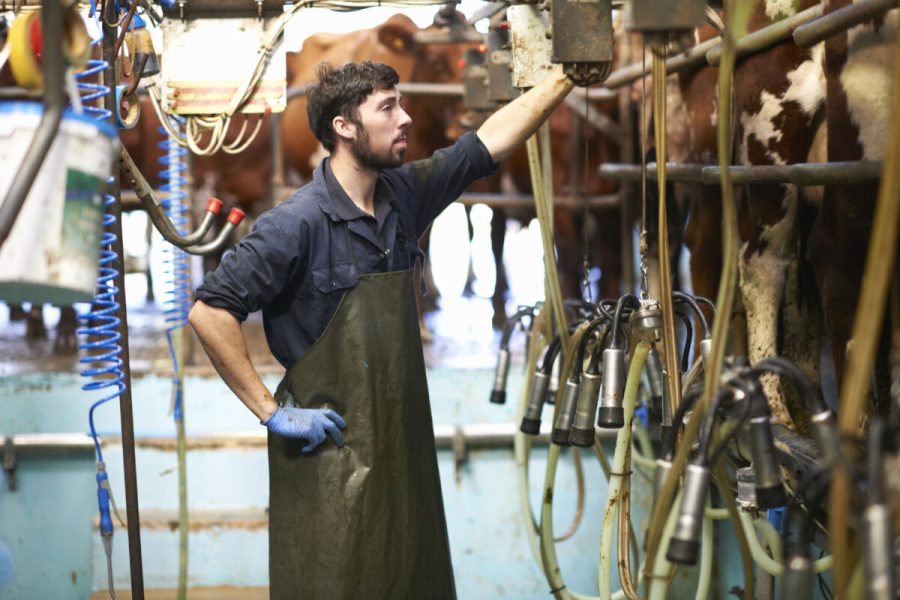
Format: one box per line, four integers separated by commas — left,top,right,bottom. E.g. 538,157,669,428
490,0,900,597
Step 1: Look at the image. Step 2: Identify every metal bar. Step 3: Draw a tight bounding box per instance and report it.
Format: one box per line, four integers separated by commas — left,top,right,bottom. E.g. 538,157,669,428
600,0,891,89
594,36,721,93
456,191,621,209
286,82,464,102
700,165,792,185
598,1,857,92
96,422,617,451
413,28,486,44
598,162,706,182
398,82,465,96
601,161,883,186
706,3,824,66
0,0,65,251
119,147,218,247
270,112,285,188
794,0,900,48
790,160,884,185
5,433,94,453
103,6,145,596
575,86,619,101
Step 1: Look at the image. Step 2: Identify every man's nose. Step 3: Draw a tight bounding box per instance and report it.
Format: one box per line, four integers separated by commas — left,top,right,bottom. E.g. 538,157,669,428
398,106,412,129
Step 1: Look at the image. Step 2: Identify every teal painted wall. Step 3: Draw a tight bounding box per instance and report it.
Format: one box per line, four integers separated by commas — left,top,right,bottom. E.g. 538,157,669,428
0,368,751,599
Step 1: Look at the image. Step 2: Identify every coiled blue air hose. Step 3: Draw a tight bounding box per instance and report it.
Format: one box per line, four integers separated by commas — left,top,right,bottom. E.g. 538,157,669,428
75,25,121,600
159,116,191,600
159,117,191,415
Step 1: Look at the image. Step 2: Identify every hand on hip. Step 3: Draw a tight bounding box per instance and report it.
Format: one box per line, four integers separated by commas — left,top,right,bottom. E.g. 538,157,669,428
263,406,346,453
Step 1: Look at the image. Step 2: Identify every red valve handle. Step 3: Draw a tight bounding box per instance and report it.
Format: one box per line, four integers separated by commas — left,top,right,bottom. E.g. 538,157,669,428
227,208,247,225
206,197,224,215
30,15,43,61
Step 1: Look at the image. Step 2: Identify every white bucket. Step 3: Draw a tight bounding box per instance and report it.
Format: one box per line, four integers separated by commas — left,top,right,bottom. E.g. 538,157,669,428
0,102,118,305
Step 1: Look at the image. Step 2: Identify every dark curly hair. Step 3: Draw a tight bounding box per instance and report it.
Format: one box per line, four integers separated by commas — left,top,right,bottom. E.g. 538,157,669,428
306,61,400,152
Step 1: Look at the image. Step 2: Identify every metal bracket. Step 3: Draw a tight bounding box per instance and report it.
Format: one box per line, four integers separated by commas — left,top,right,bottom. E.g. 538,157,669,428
452,427,467,484
3,436,17,492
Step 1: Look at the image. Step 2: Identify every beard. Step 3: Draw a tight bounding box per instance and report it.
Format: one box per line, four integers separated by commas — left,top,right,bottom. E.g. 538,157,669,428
351,128,405,170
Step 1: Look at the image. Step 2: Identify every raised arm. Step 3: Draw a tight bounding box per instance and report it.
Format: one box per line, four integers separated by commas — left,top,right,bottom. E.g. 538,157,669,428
476,65,575,163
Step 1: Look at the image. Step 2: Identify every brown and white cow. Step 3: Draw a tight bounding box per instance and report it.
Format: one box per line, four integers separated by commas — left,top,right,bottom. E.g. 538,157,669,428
670,0,896,428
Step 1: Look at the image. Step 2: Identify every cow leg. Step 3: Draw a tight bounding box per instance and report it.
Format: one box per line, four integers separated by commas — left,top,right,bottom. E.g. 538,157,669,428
461,204,476,298
491,207,508,329
808,9,896,418
25,305,46,339
808,184,887,414
594,209,623,300
553,211,581,301
683,188,722,306
54,306,79,353
417,227,440,313
778,255,821,434
738,184,799,429
415,226,441,344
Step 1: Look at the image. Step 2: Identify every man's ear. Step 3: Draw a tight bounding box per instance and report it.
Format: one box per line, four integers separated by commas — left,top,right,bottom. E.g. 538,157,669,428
332,115,356,143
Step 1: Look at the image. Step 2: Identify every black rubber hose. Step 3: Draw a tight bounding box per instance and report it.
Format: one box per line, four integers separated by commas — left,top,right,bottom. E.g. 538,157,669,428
751,357,826,414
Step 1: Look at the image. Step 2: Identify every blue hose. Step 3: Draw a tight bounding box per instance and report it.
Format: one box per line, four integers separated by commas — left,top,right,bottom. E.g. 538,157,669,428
75,31,122,588
158,117,190,420
159,116,192,597
75,37,123,467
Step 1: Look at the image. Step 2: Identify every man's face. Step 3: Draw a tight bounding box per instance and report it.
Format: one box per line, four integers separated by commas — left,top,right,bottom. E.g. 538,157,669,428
350,87,412,170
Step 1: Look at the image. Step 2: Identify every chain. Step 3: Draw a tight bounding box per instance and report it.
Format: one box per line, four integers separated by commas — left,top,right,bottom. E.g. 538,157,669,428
580,91,594,304
639,38,650,300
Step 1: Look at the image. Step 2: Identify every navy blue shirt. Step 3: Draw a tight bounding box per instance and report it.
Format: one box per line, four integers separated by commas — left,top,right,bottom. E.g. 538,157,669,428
196,132,498,369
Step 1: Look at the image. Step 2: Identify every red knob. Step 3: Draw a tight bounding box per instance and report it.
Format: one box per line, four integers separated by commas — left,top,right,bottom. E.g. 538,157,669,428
30,15,43,61
206,197,224,215
227,208,247,225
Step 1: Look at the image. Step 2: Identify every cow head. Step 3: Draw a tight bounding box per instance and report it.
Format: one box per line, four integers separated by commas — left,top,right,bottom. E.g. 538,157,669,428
281,12,477,180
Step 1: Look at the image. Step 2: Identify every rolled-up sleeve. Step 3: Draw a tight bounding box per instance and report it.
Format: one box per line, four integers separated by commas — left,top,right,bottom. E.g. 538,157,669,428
389,131,499,237
195,211,304,322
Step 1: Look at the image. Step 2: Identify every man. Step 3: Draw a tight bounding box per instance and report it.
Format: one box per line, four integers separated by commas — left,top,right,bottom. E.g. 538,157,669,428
189,60,574,598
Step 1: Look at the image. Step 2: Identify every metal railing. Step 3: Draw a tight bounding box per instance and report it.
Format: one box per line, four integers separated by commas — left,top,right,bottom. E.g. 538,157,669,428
599,161,884,186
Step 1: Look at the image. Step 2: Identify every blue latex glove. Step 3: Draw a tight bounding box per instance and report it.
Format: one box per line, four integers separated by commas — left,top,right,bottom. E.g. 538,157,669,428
262,406,346,453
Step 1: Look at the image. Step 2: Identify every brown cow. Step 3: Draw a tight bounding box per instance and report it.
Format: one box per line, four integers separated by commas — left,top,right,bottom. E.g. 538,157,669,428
670,0,895,429
280,13,474,180
808,0,896,414
279,12,487,336
669,3,827,429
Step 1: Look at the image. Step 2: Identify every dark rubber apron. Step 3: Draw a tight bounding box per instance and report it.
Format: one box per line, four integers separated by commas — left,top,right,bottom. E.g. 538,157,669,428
268,265,456,599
